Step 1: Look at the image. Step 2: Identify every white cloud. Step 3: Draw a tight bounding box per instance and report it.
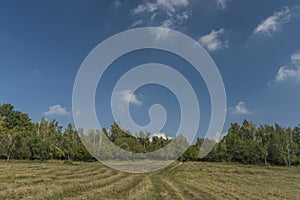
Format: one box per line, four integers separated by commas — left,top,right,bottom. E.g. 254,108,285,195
150,132,172,142
291,52,300,65
272,52,300,83
161,19,174,28
231,102,252,115
133,3,156,14
275,66,300,82
199,28,228,52
43,105,70,116
253,7,292,36
150,19,174,40
157,0,189,13
152,28,171,41
132,0,191,40
217,0,231,10
114,0,122,8
119,90,142,106
131,19,143,28
175,11,190,23
133,0,189,15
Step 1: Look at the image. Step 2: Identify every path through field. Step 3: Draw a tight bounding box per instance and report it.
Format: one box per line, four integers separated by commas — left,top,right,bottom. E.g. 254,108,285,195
0,161,299,199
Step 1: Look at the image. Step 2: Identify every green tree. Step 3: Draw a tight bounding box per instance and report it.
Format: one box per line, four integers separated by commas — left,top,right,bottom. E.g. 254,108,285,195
0,104,32,131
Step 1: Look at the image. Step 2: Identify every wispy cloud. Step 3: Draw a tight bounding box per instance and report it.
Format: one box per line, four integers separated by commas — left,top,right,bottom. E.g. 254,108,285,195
43,105,70,116
114,0,122,8
131,19,143,28
199,28,228,52
216,0,231,10
150,19,174,40
131,0,191,40
118,90,142,106
132,0,189,15
253,6,292,36
231,102,252,115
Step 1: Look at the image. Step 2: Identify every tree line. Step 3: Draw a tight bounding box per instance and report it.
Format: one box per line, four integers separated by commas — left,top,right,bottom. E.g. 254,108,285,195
181,120,300,166
0,103,299,165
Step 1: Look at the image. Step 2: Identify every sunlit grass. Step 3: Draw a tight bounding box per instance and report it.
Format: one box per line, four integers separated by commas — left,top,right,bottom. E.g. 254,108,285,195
0,160,299,199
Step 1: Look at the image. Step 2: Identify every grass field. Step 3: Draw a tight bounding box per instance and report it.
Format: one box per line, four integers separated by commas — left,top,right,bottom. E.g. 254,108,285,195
0,161,299,200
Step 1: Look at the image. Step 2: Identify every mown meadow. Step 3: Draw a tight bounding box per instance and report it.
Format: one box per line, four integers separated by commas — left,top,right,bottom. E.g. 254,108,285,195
0,160,299,200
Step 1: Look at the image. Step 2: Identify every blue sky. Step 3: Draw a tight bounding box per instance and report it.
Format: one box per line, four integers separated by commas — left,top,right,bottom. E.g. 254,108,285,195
0,0,300,139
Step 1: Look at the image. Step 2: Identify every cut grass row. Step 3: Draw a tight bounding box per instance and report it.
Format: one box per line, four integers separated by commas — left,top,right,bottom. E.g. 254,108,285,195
0,160,299,199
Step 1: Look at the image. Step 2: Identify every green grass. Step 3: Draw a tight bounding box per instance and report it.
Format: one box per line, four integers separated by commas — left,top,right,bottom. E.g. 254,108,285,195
0,161,299,199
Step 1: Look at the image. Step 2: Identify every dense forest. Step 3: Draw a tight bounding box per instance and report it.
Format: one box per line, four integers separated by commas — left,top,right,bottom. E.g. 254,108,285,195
0,103,299,166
